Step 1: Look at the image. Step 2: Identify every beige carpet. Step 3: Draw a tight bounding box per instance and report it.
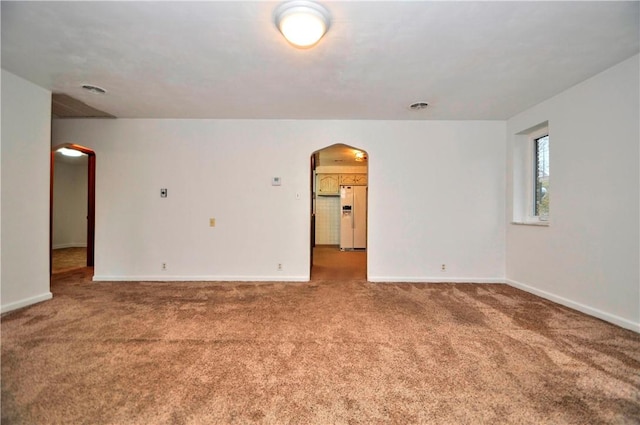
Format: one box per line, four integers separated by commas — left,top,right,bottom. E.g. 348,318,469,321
2,267,639,424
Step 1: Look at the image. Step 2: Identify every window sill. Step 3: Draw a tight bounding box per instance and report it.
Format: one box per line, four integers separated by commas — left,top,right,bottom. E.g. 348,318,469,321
511,220,550,227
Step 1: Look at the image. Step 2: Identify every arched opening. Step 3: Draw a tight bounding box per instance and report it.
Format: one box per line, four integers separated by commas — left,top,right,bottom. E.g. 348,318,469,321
50,143,96,275
310,143,368,281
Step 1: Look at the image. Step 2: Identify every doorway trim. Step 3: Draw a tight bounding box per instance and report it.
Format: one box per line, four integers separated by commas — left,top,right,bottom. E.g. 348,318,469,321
310,143,369,280
50,143,96,274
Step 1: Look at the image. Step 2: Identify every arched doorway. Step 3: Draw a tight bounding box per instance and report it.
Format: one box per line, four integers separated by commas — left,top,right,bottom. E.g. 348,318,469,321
50,144,96,274
310,143,368,281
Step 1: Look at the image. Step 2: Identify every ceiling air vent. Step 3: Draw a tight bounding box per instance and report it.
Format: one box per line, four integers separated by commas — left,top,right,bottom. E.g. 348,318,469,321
409,102,429,110
81,84,107,94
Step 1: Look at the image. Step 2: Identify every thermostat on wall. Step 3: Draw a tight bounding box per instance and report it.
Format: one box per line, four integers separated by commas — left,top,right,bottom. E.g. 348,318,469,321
271,177,281,186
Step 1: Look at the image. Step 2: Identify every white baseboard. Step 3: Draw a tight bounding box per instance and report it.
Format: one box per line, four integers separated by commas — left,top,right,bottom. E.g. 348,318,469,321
94,275,502,284
92,275,310,282
1,292,53,314
367,276,506,284
506,279,640,333
53,243,87,250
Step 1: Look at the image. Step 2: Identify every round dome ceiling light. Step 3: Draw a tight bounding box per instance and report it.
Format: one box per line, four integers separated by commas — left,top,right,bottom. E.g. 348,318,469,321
409,102,429,110
81,84,107,94
275,1,330,48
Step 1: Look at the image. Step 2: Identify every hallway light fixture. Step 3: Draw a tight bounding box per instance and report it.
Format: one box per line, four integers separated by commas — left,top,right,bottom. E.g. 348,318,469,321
57,147,83,157
275,1,330,48
354,151,366,162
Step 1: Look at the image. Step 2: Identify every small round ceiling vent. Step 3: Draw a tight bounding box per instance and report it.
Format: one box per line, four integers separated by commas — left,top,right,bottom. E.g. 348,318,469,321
82,84,107,94
409,102,429,110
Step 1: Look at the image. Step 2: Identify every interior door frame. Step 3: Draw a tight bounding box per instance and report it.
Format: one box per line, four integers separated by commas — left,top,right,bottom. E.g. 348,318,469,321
310,153,317,275
50,143,96,274
310,144,369,280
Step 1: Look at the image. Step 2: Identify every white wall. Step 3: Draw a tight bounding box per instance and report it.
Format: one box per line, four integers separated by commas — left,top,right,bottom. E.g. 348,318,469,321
52,158,88,248
1,69,52,312
506,55,640,332
52,119,506,283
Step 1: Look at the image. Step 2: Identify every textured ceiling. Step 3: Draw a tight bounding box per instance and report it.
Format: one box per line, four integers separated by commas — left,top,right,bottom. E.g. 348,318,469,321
2,1,638,120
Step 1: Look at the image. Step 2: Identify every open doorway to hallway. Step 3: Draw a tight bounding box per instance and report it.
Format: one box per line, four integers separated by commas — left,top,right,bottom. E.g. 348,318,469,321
310,144,368,281
50,144,96,275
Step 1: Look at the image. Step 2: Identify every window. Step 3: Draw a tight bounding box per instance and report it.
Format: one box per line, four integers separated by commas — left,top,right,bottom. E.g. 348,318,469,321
512,123,549,225
534,134,549,219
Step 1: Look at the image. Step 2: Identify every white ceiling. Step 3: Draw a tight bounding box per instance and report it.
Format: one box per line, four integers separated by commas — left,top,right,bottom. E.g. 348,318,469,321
2,1,638,120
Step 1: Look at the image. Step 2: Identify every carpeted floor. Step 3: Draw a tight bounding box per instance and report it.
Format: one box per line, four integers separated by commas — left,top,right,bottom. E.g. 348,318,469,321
2,267,639,424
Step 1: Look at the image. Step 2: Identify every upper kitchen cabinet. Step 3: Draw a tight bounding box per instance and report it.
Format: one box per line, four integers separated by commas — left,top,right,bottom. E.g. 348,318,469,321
339,174,368,186
317,174,340,195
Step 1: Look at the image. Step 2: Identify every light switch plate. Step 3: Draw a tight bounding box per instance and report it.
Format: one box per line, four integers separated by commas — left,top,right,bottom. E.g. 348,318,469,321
160,188,168,198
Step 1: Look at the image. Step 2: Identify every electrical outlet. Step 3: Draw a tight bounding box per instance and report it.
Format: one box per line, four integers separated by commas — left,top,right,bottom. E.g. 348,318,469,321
162,262,167,271
441,264,446,272
277,263,283,271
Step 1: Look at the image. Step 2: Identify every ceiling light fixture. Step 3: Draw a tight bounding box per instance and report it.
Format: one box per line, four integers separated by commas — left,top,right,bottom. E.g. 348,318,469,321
57,147,83,157
354,151,366,162
275,1,330,48
82,84,107,94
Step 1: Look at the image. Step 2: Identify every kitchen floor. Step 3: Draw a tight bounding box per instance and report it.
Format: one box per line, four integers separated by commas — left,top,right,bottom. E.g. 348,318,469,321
311,245,366,281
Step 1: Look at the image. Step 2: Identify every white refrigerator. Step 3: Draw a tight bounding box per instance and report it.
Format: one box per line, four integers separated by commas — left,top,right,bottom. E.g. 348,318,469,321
340,185,367,250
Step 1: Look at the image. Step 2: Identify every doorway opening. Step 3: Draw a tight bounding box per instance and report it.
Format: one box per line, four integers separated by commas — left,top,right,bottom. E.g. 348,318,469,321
50,144,96,275
310,143,368,281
